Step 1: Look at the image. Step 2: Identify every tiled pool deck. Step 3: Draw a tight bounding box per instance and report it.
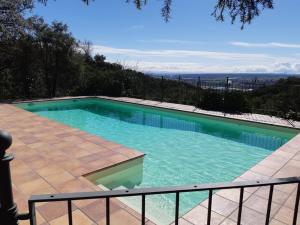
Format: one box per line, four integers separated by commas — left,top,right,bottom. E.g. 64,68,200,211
1,96,300,225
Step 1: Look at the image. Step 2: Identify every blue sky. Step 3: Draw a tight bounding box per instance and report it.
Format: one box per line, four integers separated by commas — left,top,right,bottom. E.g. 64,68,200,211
33,0,300,74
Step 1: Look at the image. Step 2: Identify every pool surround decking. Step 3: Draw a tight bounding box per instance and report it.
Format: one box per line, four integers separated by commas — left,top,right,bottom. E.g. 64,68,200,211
0,103,146,225
1,96,300,225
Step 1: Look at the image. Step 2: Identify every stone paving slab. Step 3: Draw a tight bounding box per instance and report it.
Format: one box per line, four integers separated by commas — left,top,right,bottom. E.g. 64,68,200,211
2,96,300,225
179,133,300,225
0,104,146,225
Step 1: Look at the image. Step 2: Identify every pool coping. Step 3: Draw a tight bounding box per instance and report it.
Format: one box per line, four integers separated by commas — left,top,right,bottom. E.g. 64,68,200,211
7,96,300,225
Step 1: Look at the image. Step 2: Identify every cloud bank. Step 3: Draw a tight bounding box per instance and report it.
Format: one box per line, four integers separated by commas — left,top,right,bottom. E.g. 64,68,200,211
230,41,300,49
92,44,300,74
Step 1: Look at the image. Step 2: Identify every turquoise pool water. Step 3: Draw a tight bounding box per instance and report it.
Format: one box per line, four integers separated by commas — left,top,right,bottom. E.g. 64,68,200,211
18,98,296,224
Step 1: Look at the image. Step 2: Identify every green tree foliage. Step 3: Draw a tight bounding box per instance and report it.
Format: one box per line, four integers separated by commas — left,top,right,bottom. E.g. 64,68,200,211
128,0,274,27
1,0,299,120
250,77,300,119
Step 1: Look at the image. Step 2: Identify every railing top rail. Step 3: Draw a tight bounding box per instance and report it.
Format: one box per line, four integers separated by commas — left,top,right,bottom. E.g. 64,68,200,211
29,176,300,203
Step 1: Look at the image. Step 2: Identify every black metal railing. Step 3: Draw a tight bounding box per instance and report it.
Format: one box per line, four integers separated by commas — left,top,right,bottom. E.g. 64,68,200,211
122,75,300,120
1,131,300,225
27,177,300,225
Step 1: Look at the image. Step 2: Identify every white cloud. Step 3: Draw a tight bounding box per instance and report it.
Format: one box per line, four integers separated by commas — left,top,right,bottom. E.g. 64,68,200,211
92,45,270,61
230,41,300,49
121,61,300,74
91,44,300,73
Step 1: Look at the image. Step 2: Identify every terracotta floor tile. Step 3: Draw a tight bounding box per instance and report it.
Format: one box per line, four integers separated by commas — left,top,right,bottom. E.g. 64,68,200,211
44,171,75,186
49,209,94,225
37,201,76,222
80,199,121,223
63,136,85,144
107,154,129,164
54,178,94,193
18,178,53,195
36,165,66,177
12,170,41,186
98,209,141,225
80,199,106,222
78,153,104,163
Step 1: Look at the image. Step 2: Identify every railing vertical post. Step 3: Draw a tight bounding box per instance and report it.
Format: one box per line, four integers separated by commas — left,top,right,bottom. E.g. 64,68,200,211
292,183,300,225
28,201,36,225
237,187,244,225
197,76,201,108
207,190,213,225
178,75,181,103
0,130,19,225
141,194,146,225
143,75,146,100
175,192,180,225
161,76,164,102
106,197,110,225
265,184,274,225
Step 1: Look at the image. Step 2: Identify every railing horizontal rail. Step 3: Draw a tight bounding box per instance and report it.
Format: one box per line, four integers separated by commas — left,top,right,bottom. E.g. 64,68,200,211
29,177,300,203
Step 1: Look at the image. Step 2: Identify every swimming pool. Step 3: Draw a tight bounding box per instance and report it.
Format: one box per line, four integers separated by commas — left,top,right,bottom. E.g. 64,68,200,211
18,98,297,224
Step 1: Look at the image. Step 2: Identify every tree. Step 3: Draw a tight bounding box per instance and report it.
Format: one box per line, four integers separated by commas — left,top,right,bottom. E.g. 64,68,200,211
0,0,47,40
35,21,77,97
127,0,274,27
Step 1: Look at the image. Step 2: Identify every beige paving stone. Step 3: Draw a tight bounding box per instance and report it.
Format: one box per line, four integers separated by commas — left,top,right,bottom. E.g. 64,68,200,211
283,192,298,209
216,189,251,203
274,183,298,195
270,219,288,225
274,165,300,180
274,206,300,225
201,194,238,217
229,206,267,225
145,222,157,225
169,218,193,225
244,194,281,217
254,186,290,205
183,205,225,225
97,209,141,225
219,218,237,225
250,163,279,177
49,209,94,225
